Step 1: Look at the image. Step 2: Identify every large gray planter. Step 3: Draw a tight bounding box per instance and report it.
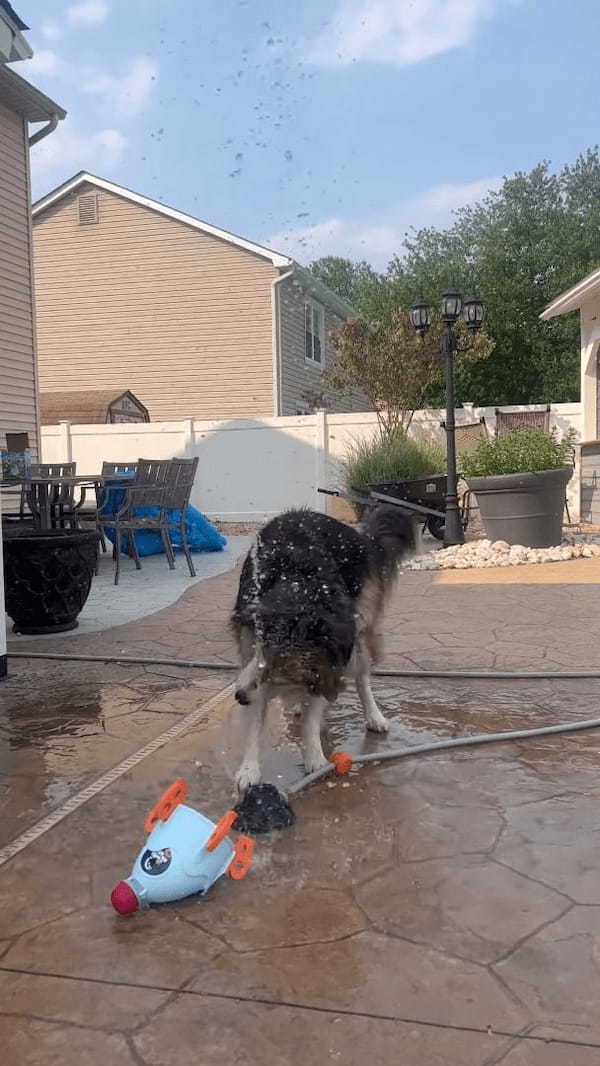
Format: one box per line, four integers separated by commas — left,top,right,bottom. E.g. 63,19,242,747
466,466,572,548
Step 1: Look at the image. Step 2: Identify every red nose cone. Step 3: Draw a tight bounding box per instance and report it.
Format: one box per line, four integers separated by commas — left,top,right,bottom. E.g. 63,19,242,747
111,881,139,915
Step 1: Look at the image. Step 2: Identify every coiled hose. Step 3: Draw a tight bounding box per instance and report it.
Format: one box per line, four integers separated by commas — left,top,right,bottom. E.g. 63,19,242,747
10,649,600,796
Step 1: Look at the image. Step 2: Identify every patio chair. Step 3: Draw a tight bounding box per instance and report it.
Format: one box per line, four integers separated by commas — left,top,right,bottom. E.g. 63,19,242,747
101,457,199,584
95,461,139,555
441,417,489,454
495,405,551,436
494,405,572,523
162,457,200,578
22,462,84,529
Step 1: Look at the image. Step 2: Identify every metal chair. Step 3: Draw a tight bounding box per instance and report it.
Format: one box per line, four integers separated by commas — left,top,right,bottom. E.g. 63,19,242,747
100,457,199,584
22,462,84,529
162,457,200,578
493,406,572,523
96,461,139,555
495,406,551,436
441,417,489,454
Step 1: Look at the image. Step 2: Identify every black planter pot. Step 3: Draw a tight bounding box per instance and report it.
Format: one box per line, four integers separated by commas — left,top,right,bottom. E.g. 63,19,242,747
465,466,572,548
2,526,99,635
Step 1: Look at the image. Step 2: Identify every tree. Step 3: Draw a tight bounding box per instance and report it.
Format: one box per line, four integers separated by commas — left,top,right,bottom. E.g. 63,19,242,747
326,312,493,436
395,161,590,405
308,257,375,305
308,255,395,324
311,149,600,406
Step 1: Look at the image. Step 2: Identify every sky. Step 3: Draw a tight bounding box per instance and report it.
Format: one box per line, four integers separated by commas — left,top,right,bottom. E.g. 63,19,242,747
16,0,600,269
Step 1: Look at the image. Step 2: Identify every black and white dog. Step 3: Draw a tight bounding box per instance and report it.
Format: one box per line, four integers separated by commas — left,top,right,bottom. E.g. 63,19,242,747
230,507,416,795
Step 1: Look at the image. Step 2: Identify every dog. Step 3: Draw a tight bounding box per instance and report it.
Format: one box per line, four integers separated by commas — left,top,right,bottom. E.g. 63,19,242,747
230,506,416,796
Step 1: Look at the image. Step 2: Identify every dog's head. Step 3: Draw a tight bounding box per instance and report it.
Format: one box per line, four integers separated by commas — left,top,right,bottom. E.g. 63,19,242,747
257,577,356,699
363,506,419,574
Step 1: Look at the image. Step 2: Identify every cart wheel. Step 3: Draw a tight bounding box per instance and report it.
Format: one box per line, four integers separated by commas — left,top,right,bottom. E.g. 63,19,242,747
426,515,445,540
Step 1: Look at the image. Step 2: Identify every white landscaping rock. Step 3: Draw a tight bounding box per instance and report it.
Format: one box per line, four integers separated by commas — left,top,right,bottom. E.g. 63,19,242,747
404,536,600,573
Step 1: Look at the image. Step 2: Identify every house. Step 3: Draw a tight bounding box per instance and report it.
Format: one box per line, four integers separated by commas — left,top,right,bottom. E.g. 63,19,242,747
0,67,66,457
0,2,65,677
31,173,366,422
541,268,600,522
40,389,150,425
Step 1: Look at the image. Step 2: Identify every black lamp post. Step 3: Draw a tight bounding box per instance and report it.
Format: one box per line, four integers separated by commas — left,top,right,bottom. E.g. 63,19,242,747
410,287,484,547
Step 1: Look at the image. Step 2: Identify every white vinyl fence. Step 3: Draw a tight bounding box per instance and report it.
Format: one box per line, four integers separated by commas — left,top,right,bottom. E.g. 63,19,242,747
41,403,583,522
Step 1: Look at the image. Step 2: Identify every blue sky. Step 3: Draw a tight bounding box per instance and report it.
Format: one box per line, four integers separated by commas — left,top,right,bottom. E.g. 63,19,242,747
19,0,600,268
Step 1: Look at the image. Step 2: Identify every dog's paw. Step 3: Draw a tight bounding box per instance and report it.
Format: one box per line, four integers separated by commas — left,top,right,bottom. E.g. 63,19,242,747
303,751,329,775
366,712,390,734
234,762,261,798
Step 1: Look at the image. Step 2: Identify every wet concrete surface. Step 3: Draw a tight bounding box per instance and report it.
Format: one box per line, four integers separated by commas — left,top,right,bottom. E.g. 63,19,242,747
3,564,600,1062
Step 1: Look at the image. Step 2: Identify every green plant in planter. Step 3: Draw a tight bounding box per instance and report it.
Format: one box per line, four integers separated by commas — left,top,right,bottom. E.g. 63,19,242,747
344,428,445,492
461,429,575,478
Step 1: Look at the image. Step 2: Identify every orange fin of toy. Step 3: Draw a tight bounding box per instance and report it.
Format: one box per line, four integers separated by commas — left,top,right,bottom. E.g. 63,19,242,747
228,836,254,879
144,778,188,834
205,810,237,852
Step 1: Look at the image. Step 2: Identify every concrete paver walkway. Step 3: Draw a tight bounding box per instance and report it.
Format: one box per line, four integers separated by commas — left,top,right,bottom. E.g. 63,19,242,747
3,555,600,1063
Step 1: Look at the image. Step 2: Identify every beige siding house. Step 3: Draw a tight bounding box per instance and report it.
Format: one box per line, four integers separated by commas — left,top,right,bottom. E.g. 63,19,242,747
0,2,65,678
0,66,65,456
32,173,367,422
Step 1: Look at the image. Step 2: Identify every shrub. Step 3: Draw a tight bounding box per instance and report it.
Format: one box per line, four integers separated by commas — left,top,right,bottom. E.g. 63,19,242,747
344,429,445,492
461,428,575,478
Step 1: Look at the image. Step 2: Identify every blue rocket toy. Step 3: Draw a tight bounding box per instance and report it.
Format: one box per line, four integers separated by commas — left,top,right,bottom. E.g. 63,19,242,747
111,778,253,915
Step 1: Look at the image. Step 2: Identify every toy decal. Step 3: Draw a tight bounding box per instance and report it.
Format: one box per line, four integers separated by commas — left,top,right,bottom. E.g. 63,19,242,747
141,847,172,875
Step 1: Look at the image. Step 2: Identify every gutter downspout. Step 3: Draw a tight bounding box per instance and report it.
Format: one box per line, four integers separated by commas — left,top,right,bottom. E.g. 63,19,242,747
271,267,294,416
29,113,59,147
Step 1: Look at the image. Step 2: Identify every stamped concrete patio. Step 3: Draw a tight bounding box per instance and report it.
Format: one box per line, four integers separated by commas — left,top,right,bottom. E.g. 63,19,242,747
3,551,600,1064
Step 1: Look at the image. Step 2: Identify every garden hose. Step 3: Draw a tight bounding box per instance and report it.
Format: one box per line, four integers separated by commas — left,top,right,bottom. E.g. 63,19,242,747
10,649,600,681
9,650,600,799
287,716,600,794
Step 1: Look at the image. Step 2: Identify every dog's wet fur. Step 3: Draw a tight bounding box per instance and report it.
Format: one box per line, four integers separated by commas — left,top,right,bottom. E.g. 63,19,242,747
230,507,416,796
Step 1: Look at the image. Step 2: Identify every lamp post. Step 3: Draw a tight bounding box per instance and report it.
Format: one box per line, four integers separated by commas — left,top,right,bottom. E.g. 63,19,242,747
410,288,484,547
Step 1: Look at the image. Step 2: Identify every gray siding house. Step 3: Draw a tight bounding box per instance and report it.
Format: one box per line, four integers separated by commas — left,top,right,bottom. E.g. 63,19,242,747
32,173,367,423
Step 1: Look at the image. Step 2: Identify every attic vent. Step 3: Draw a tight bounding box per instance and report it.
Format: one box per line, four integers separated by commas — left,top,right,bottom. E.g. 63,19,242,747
78,194,99,225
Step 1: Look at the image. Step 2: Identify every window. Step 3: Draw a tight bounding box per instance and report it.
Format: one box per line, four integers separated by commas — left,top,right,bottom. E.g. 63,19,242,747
304,301,324,365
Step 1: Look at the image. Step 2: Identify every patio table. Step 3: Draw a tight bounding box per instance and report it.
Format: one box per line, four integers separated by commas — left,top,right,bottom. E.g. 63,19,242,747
0,473,131,531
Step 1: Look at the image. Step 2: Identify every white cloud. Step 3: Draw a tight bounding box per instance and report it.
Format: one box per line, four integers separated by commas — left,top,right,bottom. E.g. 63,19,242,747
309,0,500,67
31,123,126,191
41,22,62,41
24,49,64,76
268,176,502,268
67,1,110,26
82,57,158,118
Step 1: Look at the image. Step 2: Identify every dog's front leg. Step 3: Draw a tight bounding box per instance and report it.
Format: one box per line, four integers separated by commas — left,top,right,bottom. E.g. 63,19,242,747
302,695,329,774
234,688,267,797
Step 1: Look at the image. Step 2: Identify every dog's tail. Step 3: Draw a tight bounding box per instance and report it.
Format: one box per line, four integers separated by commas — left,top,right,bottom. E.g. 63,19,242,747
363,505,416,578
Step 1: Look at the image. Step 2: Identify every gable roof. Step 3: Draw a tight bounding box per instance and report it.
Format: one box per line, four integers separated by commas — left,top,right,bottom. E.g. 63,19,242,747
0,0,32,61
0,64,66,122
33,171,294,269
0,1,27,30
540,267,600,320
32,171,356,319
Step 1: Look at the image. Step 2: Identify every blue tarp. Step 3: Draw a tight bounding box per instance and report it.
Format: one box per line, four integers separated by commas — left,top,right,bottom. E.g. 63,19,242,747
100,482,226,557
